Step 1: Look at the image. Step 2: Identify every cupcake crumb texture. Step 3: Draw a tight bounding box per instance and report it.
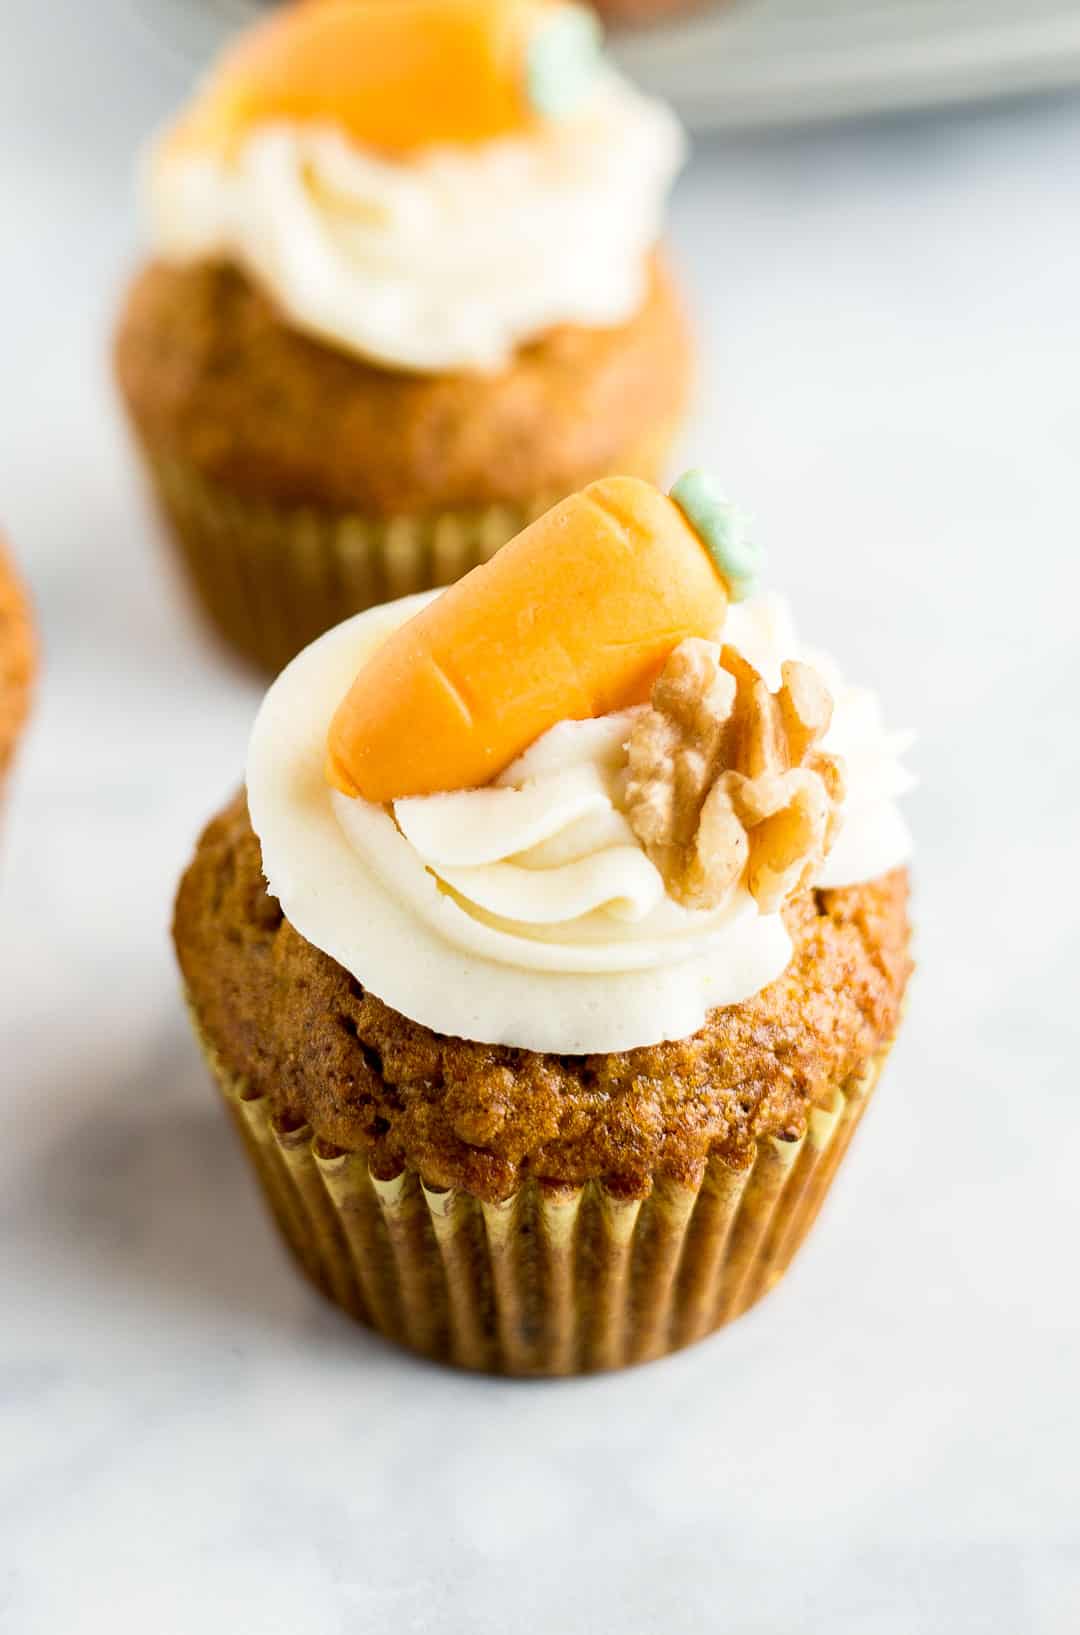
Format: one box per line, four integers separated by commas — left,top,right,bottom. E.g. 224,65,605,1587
114,257,690,517
174,794,911,1205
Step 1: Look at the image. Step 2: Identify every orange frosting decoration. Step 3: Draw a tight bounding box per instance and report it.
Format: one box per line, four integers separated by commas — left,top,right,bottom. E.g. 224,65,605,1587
326,477,731,803
170,0,586,157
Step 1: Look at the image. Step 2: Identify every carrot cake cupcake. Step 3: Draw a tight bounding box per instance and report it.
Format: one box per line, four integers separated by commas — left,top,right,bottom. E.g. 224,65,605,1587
0,538,35,802
116,0,691,674
175,471,914,1374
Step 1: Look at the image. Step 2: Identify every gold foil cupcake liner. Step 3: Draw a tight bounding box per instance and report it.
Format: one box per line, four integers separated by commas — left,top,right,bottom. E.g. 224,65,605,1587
143,426,675,675
195,1016,893,1376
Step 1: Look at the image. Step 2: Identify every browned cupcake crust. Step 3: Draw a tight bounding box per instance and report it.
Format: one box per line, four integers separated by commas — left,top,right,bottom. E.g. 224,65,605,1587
115,255,692,517
0,541,35,782
175,794,912,1205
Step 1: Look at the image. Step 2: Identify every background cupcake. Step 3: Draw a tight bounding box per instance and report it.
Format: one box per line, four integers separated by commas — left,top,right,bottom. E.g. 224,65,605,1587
0,538,35,802
115,0,692,674
590,0,710,24
174,475,914,1375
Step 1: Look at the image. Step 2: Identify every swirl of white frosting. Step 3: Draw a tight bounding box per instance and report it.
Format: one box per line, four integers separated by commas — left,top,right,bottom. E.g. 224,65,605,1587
146,73,686,375
247,592,913,1054
335,714,772,975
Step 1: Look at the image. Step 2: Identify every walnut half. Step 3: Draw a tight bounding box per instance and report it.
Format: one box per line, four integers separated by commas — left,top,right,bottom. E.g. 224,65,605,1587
625,639,845,913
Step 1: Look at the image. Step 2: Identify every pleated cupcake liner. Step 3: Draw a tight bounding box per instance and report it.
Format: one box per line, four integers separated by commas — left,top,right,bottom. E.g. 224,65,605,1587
143,429,675,676
193,1011,893,1376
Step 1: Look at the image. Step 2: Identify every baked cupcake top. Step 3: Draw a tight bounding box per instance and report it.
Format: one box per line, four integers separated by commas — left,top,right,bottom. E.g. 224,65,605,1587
247,474,913,1053
145,0,686,374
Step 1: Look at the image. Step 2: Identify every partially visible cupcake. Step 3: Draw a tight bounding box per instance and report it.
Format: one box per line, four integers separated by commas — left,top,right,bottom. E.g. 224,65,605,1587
175,472,914,1375
590,0,710,25
116,0,691,673
0,538,35,801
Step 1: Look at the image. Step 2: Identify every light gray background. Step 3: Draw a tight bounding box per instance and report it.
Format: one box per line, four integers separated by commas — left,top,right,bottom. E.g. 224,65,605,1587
2,3,1078,1631
617,0,1080,130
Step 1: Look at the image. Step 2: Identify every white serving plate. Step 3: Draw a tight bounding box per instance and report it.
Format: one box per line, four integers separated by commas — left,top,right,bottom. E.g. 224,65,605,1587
615,0,1080,130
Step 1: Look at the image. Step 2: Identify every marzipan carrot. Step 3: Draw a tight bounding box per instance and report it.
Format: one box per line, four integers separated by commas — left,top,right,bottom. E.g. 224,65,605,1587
171,0,602,158
326,474,748,803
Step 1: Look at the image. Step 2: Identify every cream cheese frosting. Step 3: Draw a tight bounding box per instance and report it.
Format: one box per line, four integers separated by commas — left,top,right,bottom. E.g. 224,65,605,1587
247,592,913,1054
146,73,686,375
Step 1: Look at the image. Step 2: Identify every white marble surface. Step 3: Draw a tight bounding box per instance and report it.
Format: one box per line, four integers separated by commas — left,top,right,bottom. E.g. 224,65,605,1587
3,5,1080,1631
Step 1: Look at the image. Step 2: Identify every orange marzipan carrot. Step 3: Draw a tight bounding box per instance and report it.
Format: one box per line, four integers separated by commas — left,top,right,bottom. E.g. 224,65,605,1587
171,0,569,157
326,476,730,803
